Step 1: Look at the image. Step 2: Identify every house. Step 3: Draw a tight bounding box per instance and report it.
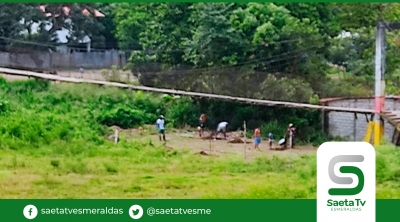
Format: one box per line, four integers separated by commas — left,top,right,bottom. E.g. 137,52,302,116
22,5,105,53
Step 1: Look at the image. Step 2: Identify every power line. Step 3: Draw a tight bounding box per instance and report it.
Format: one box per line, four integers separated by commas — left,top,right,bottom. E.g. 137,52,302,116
129,43,321,78
129,38,309,55
134,43,324,75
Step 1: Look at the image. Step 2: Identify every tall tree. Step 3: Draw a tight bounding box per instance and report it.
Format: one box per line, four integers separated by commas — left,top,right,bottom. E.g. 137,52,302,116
97,3,119,49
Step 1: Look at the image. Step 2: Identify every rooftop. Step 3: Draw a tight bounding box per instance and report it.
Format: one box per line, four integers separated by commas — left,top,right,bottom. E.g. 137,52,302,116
38,5,105,18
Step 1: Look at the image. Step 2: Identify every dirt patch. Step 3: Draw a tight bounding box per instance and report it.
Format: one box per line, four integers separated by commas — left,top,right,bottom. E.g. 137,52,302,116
56,69,136,82
118,127,317,159
227,137,252,144
1,69,138,83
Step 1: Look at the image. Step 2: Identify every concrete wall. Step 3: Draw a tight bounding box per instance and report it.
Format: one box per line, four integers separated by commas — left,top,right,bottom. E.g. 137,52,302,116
321,97,400,141
0,50,127,70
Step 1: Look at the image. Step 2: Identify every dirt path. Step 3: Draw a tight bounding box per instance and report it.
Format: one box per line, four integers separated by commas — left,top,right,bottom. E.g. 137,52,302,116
56,69,134,81
113,126,317,160
1,69,137,82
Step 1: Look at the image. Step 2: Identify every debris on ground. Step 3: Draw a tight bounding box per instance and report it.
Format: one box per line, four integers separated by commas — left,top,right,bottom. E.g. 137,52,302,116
227,137,253,144
138,127,144,135
110,125,123,131
230,131,244,138
199,151,209,155
228,137,245,143
194,151,219,157
201,132,216,140
270,147,286,151
201,135,214,140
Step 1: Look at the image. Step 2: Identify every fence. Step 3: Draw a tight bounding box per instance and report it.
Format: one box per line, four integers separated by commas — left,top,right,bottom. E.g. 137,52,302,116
0,50,127,70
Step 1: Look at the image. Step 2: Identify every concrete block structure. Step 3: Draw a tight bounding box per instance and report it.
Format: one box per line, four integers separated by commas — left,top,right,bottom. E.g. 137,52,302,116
320,96,400,141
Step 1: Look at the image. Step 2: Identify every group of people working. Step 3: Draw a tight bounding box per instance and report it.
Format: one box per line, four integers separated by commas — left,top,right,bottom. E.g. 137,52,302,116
198,113,296,150
199,113,229,139
253,123,296,150
156,113,296,150
155,114,229,142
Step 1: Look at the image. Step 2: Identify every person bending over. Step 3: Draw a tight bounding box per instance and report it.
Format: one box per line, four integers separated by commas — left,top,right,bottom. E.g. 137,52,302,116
216,121,229,139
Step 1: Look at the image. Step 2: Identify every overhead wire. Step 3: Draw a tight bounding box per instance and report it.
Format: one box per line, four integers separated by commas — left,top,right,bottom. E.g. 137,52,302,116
0,32,376,87
132,41,326,77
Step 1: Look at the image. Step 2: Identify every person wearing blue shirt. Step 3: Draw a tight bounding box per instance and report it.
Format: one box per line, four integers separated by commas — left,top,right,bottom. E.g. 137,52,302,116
156,115,166,141
268,132,274,149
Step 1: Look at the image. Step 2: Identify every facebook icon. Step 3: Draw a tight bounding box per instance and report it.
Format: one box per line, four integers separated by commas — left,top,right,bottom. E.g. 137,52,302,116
23,205,38,219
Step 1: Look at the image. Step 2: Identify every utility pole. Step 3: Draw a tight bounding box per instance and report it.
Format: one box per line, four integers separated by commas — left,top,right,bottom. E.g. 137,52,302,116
373,21,385,146
373,20,400,146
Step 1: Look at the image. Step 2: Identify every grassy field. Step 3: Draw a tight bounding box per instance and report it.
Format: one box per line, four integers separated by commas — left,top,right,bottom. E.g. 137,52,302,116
1,135,400,199
0,78,400,199
0,138,318,199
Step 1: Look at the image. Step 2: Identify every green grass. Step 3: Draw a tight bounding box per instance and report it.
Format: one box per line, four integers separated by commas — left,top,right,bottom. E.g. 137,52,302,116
0,78,399,199
1,141,400,198
0,142,316,198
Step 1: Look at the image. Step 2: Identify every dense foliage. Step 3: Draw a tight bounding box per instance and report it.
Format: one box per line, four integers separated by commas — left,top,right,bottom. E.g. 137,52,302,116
1,3,400,96
110,3,400,99
2,3,400,143
0,78,329,148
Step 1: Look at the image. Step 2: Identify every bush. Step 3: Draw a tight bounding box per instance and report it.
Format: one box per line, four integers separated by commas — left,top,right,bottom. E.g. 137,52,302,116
0,99,9,114
97,105,150,128
0,78,328,147
260,120,286,139
258,75,317,103
166,98,200,128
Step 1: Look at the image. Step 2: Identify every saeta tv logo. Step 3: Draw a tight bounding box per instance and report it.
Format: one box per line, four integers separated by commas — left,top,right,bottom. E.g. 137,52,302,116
328,155,364,196
317,142,375,222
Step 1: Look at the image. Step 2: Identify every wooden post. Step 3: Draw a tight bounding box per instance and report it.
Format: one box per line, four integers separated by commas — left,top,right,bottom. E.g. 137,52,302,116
114,129,119,144
353,112,357,141
244,121,247,159
209,138,211,154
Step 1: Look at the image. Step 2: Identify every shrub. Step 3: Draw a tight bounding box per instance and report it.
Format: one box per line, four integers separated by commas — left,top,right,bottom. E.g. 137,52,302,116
0,78,329,147
97,105,149,128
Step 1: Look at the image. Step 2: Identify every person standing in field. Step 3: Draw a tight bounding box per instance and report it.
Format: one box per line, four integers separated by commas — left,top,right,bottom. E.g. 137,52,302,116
285,123,296,148
254,127,261,151
268,132,274,149
198,113,207,137
216,121,229,139
156,115,166,141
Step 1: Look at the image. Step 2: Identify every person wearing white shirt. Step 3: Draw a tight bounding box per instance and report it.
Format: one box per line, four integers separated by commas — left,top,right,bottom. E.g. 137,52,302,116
156,115,166,141
216,121,229,139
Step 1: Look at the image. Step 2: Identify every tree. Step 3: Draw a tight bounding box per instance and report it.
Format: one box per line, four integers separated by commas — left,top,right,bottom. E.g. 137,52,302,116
111,3,400,100
182,3,245,68
97,3,119,49
113,3,150,50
